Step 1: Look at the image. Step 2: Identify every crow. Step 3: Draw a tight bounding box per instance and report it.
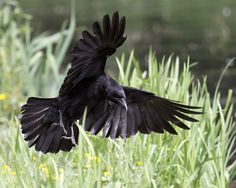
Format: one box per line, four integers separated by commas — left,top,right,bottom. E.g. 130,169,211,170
20,11,201,154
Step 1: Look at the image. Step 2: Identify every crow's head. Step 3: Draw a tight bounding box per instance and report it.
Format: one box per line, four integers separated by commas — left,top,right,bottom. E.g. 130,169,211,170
104,79,127,111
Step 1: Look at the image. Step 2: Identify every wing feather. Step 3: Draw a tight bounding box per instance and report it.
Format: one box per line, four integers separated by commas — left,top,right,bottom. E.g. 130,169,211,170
103,107,116,137
110,106,122,139
103,15,111,39
93,22,103,38
84,86,201,138
59,11,127,96
123,87,201,136
110,11,119,40
126,106,137,136
120,108,128,138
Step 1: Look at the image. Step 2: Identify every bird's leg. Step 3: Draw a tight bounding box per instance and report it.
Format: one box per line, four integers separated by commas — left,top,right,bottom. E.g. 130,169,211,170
61,126,77,146
59,110,67,135
70,126,77,146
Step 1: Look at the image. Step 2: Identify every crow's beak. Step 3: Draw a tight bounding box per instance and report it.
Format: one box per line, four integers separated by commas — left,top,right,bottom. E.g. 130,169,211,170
118,98,128,111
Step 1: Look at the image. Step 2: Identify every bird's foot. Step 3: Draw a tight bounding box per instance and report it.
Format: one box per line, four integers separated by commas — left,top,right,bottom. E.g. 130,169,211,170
59,110,67,135
60,126,67,135
70,126,77,146
61,126,77,146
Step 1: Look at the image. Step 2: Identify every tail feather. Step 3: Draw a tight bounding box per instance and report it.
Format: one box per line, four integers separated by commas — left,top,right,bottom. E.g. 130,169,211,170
21,112,46,126
24,124,44,141
26,97,55,105
20,97,79,154
35,129,47,152
28,135,39,148
21,112,47,134
48,124,64,153
40,124,59,154
21,121,43,135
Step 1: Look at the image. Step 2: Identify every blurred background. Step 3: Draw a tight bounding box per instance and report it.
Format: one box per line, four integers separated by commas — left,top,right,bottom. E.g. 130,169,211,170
0,1,236,186
16,0,236,102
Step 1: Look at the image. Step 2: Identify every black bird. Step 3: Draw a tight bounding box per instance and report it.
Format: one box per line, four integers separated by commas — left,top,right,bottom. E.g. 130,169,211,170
20,11,201,154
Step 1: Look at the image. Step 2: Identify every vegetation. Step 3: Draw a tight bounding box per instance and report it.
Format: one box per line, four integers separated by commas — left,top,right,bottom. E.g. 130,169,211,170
0,2,235,188
0,0,75,118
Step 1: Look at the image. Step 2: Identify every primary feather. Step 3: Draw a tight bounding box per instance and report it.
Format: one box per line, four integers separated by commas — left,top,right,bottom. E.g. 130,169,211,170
59,11,126,96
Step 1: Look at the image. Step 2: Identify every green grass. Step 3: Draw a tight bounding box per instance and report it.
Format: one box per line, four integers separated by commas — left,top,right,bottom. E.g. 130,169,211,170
0,2,236,188
0,0,75,118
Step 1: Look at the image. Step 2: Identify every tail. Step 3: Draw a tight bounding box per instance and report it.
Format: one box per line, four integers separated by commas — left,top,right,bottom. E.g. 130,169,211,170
20,97,79,154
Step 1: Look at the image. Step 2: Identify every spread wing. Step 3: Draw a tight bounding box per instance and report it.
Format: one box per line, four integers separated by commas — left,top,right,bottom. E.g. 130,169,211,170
84,87,202,139
59,11,126,96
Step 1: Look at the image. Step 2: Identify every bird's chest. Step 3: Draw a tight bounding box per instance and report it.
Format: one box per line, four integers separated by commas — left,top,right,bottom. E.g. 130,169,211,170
60,81,104,120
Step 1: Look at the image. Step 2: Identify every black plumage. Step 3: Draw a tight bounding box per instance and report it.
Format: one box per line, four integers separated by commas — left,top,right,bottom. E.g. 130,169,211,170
20,11,201,154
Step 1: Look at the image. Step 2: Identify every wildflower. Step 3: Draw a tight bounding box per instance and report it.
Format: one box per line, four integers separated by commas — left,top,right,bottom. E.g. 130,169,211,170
2,165,10,170
11,171,16,175
39,163,49,177
39,163,45,169
90,156,101,162
2,165,16,175
85,153,101,162
102,168,111,182
103,170,110,177
32,156,37,161
137,161,144,166
0,93,7,100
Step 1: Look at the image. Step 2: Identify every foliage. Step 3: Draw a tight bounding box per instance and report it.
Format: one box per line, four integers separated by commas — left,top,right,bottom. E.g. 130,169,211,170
0,0,75,118
0,2,235,188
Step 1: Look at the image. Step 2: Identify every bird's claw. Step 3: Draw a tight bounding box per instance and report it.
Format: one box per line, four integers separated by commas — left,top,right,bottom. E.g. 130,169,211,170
61,127,67,135
61,126,77,146
59,109,67,135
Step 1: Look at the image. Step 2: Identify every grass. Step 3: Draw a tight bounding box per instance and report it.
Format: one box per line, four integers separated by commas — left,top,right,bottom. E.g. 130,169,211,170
0,0,75,118
0,1,236,188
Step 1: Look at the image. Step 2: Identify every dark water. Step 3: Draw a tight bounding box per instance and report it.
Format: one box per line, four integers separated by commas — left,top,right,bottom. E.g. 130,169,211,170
18,0,236,102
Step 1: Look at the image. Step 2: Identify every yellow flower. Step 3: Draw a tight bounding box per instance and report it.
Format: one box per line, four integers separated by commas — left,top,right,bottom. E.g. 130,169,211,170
32,156,37,161
59,168,64,173
2,165,10,170
39,163,45,169
0,93,7,100
2,165,16,175
90,156,101,162
85,153,101,162
39,163,49,177
103,170,110,177
137,161,144,166
11,171,16,175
